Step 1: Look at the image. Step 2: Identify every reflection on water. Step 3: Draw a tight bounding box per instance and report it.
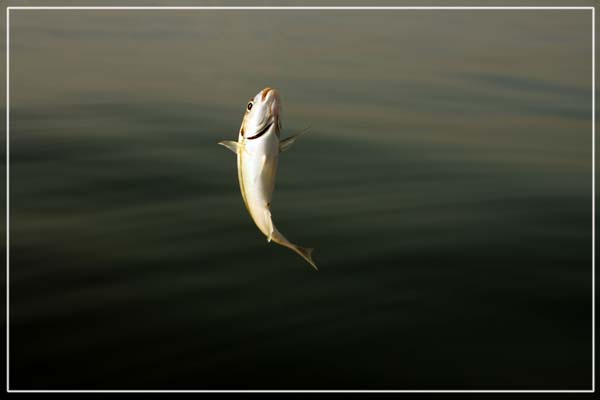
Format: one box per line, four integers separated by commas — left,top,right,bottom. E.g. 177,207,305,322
9,8,592,389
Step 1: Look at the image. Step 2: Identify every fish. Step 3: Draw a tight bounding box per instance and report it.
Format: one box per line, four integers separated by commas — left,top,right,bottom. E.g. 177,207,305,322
218,87,317,270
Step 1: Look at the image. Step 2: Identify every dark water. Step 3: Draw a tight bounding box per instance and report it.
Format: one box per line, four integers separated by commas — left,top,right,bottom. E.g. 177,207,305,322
7,7,593,390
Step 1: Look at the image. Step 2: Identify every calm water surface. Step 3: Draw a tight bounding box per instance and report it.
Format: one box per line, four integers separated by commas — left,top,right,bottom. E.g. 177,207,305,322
8,8,593,389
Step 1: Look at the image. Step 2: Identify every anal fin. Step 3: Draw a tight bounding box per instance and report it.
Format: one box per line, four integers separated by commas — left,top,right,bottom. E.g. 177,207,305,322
264,207,274,242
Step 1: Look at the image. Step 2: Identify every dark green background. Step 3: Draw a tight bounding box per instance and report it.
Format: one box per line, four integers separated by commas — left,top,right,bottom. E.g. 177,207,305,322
8,7,593,389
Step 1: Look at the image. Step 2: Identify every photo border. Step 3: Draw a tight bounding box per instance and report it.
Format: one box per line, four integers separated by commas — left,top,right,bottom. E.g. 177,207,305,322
4,5,596,394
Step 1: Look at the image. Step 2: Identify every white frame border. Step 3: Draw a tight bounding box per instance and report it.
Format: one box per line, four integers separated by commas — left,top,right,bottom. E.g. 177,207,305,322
4,5,596,394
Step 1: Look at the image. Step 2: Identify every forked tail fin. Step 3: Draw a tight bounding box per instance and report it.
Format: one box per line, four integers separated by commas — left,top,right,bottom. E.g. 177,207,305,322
290,245,318,271
270,227,318,271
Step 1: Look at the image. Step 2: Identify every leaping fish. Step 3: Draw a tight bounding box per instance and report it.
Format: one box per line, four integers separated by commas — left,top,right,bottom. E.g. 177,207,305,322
218,87,317,270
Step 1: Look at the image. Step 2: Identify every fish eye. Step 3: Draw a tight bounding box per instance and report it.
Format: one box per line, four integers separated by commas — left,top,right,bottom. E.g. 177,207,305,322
247,102,253,111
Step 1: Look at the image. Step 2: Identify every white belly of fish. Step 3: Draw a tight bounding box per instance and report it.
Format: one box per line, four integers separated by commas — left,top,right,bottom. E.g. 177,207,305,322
237,133,280,237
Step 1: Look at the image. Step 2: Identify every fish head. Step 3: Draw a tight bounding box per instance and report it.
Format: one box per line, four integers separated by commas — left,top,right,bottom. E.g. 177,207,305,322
240,87,281,138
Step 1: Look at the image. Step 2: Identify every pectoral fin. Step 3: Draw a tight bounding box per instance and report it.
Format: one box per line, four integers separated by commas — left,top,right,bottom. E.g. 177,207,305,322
218,140,242,154
279,126,311,153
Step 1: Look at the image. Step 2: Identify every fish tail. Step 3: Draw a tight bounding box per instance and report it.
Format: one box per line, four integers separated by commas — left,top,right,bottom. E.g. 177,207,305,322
291,245,318,271
271,231,318,271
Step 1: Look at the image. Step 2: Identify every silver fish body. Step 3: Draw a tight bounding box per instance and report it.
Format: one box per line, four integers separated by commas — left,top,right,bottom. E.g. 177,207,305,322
219,87,317,270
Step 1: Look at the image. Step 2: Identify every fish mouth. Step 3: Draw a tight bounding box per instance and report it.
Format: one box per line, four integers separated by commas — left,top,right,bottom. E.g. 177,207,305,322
246,120,274,140
261,87,273,100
